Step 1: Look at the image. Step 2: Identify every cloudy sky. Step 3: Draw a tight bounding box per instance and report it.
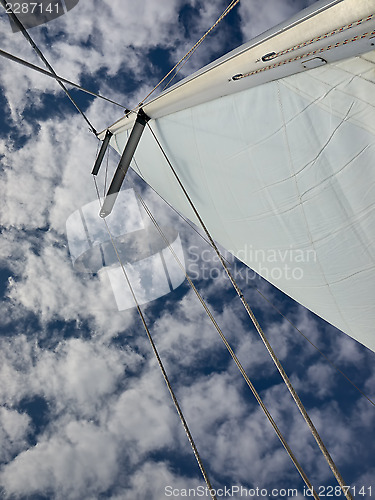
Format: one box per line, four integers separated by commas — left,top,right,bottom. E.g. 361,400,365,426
0,0,374,499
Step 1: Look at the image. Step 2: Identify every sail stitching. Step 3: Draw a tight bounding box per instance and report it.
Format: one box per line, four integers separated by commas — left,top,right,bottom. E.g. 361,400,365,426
92,176,218,500
278,84,375,341
146,121,353,500
277,81,353,336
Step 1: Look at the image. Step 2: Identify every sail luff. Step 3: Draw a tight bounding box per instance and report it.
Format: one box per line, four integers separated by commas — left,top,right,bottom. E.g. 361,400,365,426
102,0,375,352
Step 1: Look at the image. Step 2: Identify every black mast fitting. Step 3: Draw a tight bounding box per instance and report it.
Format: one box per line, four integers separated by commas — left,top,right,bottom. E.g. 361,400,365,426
92,130,113,176
99,109,150,218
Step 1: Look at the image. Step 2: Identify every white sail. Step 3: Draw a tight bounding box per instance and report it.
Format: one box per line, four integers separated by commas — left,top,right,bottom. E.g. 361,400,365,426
102,0,375,352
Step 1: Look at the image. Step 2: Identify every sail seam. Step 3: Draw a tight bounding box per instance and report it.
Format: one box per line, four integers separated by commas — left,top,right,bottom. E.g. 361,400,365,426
277,81,354,341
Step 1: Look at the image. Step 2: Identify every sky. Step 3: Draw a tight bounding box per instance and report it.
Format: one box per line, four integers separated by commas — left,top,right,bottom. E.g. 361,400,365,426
0,1,374,499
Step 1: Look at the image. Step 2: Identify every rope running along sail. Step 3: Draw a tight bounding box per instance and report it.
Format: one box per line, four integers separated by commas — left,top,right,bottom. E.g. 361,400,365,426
135,0,240,108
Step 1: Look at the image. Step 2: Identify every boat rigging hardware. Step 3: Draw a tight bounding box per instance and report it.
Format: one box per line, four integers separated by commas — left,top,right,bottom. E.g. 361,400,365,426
0,48,128,111
232,13,375,81
99,109,150,218
301,57,327,69
261,51,277,62
92,130,113,176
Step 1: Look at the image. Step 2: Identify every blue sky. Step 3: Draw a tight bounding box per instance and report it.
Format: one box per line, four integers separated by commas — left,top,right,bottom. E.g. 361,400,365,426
0,1,374,499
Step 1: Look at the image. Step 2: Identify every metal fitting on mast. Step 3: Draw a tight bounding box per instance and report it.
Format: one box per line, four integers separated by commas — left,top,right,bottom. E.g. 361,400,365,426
92,129,113,176
99,109,150,218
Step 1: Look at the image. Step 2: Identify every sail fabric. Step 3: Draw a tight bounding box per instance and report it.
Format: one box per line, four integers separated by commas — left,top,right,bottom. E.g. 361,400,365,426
113,51,375,352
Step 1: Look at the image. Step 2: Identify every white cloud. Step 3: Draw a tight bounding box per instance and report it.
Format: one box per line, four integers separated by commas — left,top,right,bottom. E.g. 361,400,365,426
0,1,373,499
106,367,178,459
111,460,205,500
238,0,317,40
0,335,35,405
0,419,119,500
32,338,139,417
291,362,336,399
0,407,31,463
0,334,142,410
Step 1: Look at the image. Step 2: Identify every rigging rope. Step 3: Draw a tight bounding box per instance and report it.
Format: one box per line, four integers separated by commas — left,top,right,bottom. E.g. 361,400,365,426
131,158,232,265
146,122,353,500
233,14,375,81
92,176,217,500
129,161,375,407
0,0,97,134
254,289,375,407
136,0,240,108
92,152,318,495
0,48,128,110
135,189,320,499
129,162,375,407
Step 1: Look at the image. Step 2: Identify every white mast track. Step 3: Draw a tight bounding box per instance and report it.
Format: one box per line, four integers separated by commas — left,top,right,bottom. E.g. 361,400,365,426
99,0,375,139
